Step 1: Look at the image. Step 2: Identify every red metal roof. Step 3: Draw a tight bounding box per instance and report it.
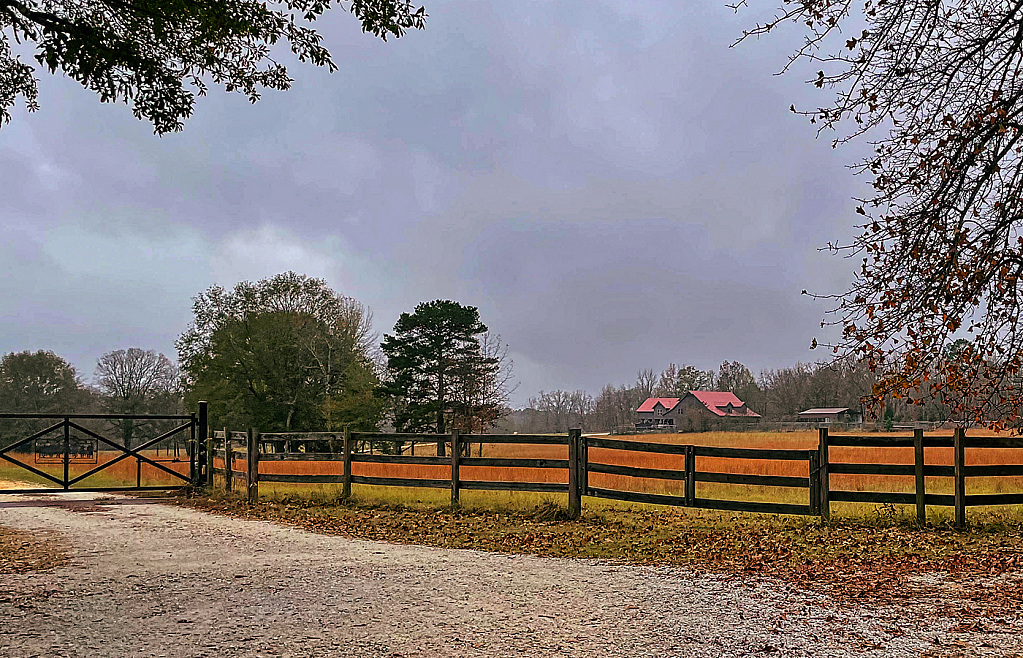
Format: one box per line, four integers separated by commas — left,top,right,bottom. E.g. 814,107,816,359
686,391,761,417
636,397,680,413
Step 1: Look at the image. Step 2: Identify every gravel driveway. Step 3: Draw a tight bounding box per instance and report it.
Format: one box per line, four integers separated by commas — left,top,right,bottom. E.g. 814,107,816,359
0,491,1019,657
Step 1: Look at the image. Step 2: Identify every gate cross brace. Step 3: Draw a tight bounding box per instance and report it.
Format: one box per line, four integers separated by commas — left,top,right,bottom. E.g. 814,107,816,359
66,421,193,486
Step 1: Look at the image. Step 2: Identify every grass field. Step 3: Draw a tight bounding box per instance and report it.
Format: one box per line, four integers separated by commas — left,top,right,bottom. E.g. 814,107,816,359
209,429,1023,520
0,450,191,489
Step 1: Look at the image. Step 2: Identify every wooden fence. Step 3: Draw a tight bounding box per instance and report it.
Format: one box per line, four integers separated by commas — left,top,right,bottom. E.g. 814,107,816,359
210,429,577,511
820,427,1023,527
584,436,817,516
207,428,1023,526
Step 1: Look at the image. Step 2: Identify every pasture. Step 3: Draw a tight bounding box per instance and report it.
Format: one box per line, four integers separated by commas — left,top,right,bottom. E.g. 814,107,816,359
4,427,1018,521
220,429,1023,521
0,449,191,490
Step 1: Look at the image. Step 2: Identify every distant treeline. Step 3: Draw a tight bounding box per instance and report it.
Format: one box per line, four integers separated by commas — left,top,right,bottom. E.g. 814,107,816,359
501,358,960,434
0,347,184,450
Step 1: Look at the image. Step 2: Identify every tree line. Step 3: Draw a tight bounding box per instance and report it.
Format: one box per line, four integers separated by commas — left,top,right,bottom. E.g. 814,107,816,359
0,347,184,450
507,354,968,434
2,271,990,450
0,272,514,454
175,274,514,455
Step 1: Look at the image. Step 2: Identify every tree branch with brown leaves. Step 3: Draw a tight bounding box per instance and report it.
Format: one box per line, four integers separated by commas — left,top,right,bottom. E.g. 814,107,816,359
739,0,1023,428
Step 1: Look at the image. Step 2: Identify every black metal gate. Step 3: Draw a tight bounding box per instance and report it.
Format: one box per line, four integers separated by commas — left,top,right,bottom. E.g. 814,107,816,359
0,404,208,494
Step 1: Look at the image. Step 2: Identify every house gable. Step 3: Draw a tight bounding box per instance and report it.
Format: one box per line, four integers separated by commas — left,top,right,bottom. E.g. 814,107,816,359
635,393,760,431
683,391,761,418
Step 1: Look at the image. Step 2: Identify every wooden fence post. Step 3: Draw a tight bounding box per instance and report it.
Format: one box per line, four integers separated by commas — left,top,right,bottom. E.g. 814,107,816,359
580,432,589,497
684,445,695,506
818,427,831,521
224,429,232,493
205,436,213,488
954,427,966,529
197,401,208,487
246,428,259,503
342,426,352,499
808,450,820,516
450,429,461,507
567,428,581,519
914,428,926,525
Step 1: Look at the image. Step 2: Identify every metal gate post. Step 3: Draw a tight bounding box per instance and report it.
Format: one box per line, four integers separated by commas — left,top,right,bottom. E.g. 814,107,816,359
246,428,259,503
189,411,197,484
62,417,71,489
224,431,233,493
342,426,352,498
196,401,208,487
450,429,461,507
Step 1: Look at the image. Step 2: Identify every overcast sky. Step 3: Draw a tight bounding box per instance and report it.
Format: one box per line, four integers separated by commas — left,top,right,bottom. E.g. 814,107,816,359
1,0,872,405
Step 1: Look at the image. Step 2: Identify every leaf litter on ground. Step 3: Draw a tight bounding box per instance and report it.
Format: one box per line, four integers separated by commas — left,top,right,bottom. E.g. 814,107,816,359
0,525,69,609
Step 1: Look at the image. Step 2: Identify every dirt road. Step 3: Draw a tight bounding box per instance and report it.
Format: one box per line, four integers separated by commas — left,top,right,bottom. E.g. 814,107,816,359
0,491,1019,657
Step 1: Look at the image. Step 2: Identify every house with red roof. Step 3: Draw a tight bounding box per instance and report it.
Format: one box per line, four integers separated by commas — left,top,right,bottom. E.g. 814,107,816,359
636,391,760,431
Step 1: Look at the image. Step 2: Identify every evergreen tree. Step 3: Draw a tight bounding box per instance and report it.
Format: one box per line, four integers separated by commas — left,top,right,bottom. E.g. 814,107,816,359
381,300,496,455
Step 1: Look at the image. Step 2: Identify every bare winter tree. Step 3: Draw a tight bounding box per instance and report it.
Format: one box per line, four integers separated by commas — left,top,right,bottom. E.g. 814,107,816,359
591,384,644,432
94,348,179,450
758,364,815,418
634,369,657,401
450,331,517,455
655,363,715,397
715,361,756,393
526,390,595,433
738,0,1023,427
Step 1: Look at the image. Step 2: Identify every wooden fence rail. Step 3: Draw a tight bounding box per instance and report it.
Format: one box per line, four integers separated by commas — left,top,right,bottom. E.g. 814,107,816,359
819,427,1023,527
206,428,1023,525
211,429,572,507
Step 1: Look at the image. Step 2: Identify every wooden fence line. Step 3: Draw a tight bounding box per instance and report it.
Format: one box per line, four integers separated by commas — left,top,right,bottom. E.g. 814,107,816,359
205,428,1023,525
818,427,1023,527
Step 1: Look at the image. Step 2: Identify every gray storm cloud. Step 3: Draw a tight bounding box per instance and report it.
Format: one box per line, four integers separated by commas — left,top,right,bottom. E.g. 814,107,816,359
0,0,868,403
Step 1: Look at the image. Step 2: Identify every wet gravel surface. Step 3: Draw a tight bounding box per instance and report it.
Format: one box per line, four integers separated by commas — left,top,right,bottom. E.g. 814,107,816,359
0,491,1020,657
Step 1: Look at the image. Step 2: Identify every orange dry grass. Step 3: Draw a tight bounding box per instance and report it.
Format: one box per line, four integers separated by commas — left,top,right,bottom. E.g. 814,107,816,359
0,449,190,488
249,458,568,485
229,430,1023,506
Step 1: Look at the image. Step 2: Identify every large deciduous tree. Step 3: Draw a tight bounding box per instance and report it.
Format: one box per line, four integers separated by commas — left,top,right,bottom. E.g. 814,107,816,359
0,350,86,412
739,0,1023,427
0,350,89,446
177,272,382,433
0,0,426,132
381,300,497,454
715,361,755,394
714,360,762,413
94,347,179,450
